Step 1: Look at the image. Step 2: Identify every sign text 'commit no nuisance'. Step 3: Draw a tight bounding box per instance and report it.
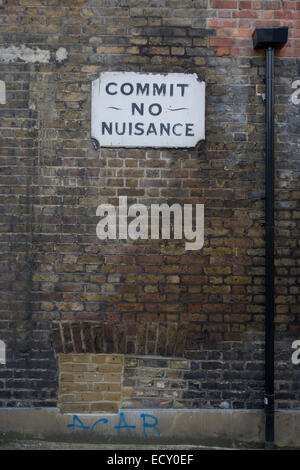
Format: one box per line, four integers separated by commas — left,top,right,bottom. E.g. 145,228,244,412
91,72,205,148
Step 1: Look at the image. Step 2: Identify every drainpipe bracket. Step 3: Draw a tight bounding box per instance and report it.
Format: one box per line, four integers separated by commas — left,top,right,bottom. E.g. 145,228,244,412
264,394,275,410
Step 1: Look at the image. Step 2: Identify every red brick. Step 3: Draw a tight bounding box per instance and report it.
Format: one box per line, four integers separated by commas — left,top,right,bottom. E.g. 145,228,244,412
239,1,252,8
232,10,258,18
216,47,231,55
283,1,296,9
210,37,236,47
274,11,294,19
211,0,237,8
231,28,253,37
259,11,274,19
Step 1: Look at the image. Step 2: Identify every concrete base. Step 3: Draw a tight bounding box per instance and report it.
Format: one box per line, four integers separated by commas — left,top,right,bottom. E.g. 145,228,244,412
0,408,299,448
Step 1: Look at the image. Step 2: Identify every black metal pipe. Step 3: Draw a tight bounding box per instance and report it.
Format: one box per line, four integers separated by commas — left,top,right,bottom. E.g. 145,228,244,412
252,25,288,450
264,46,275,449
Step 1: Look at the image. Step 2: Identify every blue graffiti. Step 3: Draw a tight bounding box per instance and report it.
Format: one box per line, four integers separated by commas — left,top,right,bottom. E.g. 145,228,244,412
114,412,136,435
67,415,90,431
67,412,160,437
140,413,160,438
91,418,109,432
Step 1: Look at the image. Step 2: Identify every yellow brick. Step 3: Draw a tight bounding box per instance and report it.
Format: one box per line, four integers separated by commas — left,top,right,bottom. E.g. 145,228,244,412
73,372,101,382
90,402,118,413
44,7,67,16
96,46,125,54
102,392,121,401
93,357,123,368
167,370,182,379
125,358,138,367
60,383,89,393
79,293,104,301
105,355,123,364
58,354,74,363
81,8,94,16
60,363,88,373
203,285,231,294
103,373,122,383
68,8,81,16
56,302,83,311
101,265,115,273
82,66,101,73
171,47,185,55
92,355,107,364
194,57,206,65
90,364,123,373
122,387,133,398
56,92,86,102
224,276,252,285
93,383,121,392
126,46,139,54
60,403,90,413
149,46,169,55
74,392,103,401
58,394,76,403
20,0,47,5
204,266,231,275
170,360,189,369
60,373,74,382
71,354,92,363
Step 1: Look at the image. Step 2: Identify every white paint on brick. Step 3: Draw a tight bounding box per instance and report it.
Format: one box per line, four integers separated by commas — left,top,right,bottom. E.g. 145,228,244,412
0,81,5,104
0,45,51,63
56,47,68,63
0,45,68,64
220,401,230,409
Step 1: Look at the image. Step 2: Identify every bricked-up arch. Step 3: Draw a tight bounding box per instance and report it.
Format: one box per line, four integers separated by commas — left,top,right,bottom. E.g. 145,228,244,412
52,320,189,357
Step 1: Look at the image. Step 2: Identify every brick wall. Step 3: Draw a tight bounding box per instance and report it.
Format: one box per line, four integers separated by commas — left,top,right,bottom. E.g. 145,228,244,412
0,0,299,412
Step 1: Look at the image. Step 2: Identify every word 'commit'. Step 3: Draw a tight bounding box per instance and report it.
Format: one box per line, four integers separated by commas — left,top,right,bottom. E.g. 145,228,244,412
105,81,189,97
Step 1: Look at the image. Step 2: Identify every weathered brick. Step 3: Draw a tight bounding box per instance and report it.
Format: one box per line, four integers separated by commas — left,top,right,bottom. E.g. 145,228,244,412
1,0,299,415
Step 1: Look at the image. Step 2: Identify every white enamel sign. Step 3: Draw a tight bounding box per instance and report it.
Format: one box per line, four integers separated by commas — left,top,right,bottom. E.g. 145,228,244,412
91,72,205,148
